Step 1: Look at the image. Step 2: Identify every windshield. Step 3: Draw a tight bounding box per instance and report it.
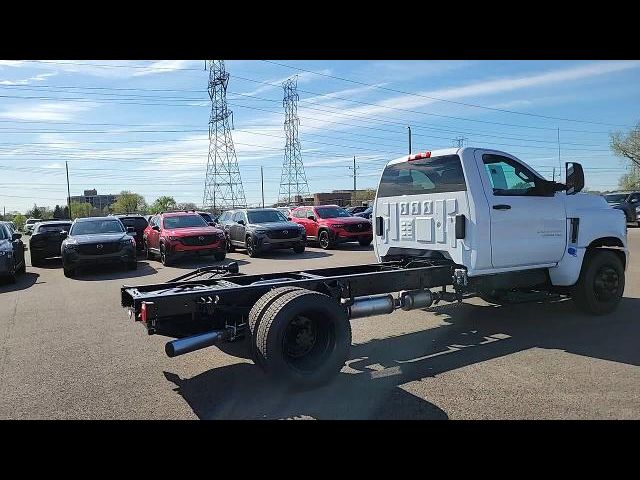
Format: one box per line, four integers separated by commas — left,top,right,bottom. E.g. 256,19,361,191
604,194,628,203
163,215,207,229
119,217,148,230
36,224,71,234
316,207,352,219
70,220,124,235
198,212,213,223
0,225,8,240
247,210,288,223
26,219,39,225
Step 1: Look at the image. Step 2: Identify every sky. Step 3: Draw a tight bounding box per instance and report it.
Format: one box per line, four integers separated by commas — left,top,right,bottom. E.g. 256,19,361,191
0,59,639,213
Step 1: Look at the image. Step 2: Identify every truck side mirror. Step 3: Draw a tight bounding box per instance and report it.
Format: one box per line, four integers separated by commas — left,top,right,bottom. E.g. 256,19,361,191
565,162,584,195
12,232,22,241
237,220,245,226
152,225,160,232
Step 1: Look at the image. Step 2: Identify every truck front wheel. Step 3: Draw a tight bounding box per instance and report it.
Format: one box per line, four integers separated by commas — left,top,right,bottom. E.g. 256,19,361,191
255,289,351,389
572,250,624,315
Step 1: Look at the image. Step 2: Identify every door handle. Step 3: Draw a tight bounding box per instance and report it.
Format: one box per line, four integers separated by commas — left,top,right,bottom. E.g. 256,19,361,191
493,204,511,210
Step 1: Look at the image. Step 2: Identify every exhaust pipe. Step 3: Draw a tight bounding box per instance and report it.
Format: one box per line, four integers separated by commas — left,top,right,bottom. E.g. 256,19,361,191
165,328,233,358
346,289,434,319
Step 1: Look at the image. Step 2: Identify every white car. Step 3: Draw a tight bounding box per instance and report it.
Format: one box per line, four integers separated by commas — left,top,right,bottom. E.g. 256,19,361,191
24,218,41,234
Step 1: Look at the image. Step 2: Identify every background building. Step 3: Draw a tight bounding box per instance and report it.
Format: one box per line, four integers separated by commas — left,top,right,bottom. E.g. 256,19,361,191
70,189,119,211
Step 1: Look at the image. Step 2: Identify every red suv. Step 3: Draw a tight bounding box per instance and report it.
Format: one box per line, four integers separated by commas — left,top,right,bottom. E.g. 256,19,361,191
143,212,226,265
290,205,372,249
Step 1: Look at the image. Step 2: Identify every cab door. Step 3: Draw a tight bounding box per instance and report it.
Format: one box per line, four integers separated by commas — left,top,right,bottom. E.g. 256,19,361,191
230,211,247,244
304,208,319,239
476,151,566,268
146,215,160,250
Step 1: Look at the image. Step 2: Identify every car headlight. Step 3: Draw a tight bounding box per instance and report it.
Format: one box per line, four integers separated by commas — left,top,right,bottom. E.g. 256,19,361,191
255,229,267,234
121,237,135,246
0,251,10,257
64,240,78,250
167,236,179,241
635,206,640,213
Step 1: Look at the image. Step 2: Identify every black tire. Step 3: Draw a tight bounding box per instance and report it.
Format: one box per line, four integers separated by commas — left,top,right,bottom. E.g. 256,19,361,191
18,259,26,273
256,289,351,389
358,237,372,247
293,245,305,254
478,290,510,305
144,240,153,260
7,267,16,284
226,236,235,253
214,251,226,262
63,266,75,278
31,254,41,267
318,230,333,250
127,261,138,270
246,236,258,257
572,250,625,316
160,243,172,266
248,286,304,366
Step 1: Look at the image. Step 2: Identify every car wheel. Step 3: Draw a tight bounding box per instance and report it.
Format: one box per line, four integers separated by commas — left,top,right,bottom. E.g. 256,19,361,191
31,254,41,267
293,245,305,254
127,261,138,270
318,230,333,250
246,236,258,257
160,244,172,266
572,250,624,315
18,259,26,274
226,236,235,253
358,237,372,247
144,241,152,260
214,252,226,262
63,266,75,278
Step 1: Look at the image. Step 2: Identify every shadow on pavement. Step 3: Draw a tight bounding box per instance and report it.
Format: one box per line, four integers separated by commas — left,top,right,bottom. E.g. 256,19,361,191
73,261,158,281
163,296,640,419
0,272,40,292
161,257,251,270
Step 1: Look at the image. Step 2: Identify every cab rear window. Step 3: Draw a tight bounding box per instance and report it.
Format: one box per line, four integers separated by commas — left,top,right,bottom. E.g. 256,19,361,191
377,154,466,198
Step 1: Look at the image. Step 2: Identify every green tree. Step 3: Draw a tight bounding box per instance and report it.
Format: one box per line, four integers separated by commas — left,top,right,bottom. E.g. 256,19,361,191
151,196,177,213
111,191,147,214
53,205,64,219
26,204,52,219
610,122,640,190
70,201,93,219
351,189,376,205
13,213,26,231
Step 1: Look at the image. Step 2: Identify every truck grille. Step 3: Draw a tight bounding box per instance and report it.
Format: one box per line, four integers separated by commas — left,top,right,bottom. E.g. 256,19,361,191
345,223,370,233
180,235,220,246
78,242,121,255
267,229,299,239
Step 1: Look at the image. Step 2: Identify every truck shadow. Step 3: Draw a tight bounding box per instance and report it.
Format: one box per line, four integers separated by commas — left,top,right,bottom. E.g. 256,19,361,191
0,272,40,292
162,296,640,420
160,257,251,271
73,261,158,281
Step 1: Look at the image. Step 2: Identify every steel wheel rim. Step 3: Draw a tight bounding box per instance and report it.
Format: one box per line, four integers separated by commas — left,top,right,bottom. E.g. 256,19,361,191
593,266,620,302
281,313,333,372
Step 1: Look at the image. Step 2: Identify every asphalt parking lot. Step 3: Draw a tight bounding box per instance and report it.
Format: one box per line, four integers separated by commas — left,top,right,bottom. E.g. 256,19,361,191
1,231,639,420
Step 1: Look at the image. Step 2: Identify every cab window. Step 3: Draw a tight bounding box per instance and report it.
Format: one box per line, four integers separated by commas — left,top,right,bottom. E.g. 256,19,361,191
483,154,543,196
378,155,466,198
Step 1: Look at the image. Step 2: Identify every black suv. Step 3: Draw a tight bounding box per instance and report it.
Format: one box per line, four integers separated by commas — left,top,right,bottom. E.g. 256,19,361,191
603,191,640,226
112,214,148,251
61,217,137,277
29,220,72,266
0,221,26,283
217,208,306,257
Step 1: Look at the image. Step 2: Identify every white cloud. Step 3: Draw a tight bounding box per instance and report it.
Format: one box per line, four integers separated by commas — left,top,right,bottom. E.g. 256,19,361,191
0,72,58,86
131,60,196,77
44,163,63,169
0,101,95,121
237,69,332,97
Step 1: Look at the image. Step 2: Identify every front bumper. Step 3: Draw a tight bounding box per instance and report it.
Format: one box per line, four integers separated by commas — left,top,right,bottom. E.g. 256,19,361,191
254,234,306,251
166,240,225,255
331,229,372,243
63,246,136,267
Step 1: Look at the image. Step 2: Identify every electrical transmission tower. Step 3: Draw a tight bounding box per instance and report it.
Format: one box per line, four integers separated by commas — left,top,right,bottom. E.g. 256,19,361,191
278,76,310,205
452,136,467,148
202,60,246,214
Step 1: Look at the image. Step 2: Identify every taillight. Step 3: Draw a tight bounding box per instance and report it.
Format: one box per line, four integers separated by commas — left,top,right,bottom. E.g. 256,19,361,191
140,302,148,324
408,151,431,161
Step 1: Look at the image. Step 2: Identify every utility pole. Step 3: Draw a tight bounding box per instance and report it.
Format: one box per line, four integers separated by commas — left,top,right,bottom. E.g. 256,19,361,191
557,127,562,179
348,156,360,204
261,166,265,208
408,126,412,154
279,76,310,206
65,161,71,219
552,167,556,182
202,60,246,215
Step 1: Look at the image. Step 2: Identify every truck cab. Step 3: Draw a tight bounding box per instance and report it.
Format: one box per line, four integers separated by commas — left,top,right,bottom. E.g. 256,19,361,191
374,147,628,313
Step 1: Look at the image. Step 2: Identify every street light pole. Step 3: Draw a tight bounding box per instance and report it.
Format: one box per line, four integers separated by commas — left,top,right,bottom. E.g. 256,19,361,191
65,161,71,219
408,126,412,154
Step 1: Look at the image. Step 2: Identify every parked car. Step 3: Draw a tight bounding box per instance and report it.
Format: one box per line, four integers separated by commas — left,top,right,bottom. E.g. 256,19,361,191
195,211,217,225
290,205,372,249
143,211,226,266
354,206,373,219
218,208,306,257
346,206,368,215
276,207,292,218
29,220,72,266
24,218,40,235
0,221,26,283
112,214,148,252
603,191,640,226
61,217,137,277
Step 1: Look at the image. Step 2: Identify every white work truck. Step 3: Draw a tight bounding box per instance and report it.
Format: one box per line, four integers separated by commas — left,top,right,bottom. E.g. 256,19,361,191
122,146,628,388
374,147,627,315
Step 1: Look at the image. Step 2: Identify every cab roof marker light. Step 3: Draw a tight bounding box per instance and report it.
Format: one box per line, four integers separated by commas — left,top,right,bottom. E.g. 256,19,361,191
408,151,431,161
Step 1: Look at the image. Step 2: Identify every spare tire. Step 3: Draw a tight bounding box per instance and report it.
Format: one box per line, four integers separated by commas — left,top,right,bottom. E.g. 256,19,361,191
256,289,351,389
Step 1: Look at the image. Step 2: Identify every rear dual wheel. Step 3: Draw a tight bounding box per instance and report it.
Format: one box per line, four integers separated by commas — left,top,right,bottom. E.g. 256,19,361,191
250,288,351,389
